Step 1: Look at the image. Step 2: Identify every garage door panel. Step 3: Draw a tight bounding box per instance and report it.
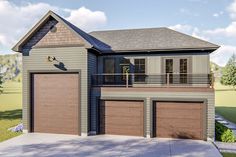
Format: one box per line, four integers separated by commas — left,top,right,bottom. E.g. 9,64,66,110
101,109,143,117
101,117,143,126
155,101,205,140
100,100,144,136
157,119,201,129
157,110,202,119
102,127,143,136
35,113,78,121
35,106,78,112
157,128,201,139
35,127,77,135
157,103,202,109
33,73,80,135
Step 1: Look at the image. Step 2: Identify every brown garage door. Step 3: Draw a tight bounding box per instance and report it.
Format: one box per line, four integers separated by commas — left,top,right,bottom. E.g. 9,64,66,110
32,73,80,135
155,101,205,140
100,100,144,136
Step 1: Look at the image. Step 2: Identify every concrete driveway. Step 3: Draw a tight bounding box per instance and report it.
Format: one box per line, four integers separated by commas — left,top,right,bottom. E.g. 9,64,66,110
0,133,222,157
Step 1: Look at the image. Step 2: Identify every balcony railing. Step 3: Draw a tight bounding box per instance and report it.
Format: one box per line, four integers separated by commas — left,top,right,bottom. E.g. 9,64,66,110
92,73,214,87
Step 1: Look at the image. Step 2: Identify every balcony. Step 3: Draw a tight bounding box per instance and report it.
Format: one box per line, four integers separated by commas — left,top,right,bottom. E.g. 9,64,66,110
92,73,214,88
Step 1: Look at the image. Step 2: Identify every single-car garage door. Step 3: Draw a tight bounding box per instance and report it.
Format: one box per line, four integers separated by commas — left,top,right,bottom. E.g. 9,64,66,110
154,101,206,140
32,73,80,135
100,100,144,136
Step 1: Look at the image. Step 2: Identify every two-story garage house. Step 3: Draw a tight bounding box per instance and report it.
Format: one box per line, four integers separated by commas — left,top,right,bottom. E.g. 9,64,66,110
12,11,219,141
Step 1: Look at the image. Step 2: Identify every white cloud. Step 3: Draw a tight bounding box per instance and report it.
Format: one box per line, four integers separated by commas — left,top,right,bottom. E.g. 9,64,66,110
204,21,236,37
169,24,193,33
0,1,107,54
210,45,236,66
213,13,219,17
0,1,58,48
169,24,236,66
179,8,199,17
169,24,208,40
228,0,236,20
66,7,107,31
213,11,223,18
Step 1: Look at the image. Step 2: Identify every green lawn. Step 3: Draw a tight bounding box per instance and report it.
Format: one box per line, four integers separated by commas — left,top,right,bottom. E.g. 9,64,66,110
0,81,22,142
222,152,236,157
215,82,236,124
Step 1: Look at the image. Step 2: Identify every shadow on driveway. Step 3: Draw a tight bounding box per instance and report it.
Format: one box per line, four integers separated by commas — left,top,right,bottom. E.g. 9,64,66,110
0,133,221,157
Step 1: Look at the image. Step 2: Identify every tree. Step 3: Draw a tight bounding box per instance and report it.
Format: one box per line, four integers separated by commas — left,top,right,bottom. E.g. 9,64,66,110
220,54,236,89
0,75,3,94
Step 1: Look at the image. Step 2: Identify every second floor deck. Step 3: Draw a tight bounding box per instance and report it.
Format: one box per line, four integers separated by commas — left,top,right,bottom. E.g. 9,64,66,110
92,73,214,88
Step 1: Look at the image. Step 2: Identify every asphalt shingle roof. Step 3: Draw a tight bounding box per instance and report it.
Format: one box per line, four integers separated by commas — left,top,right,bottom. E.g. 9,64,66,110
89,27,219,52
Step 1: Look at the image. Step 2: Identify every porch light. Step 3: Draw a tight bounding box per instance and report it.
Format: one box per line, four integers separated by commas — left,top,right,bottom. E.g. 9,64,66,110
47,56,56,62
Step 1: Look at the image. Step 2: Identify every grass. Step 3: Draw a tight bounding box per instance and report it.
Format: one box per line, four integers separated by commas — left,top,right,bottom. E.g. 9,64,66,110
215,82,236,124
222,152,236,157
0,81,22,142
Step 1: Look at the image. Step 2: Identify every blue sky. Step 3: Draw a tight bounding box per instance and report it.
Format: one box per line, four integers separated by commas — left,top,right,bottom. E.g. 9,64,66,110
1,0,236,66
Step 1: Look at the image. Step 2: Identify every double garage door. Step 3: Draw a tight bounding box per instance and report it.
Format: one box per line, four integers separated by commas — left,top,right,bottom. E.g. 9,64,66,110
100,100,205,140
32,73,80,135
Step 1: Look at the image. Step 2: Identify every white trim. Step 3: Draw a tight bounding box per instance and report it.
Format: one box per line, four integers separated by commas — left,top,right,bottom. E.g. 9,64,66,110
146,134,151,138
81,133,88,137
207,137,214,142
23,129,28,133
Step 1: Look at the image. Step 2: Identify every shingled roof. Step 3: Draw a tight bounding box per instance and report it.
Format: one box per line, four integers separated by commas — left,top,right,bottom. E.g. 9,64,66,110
89,28,219,52
12,10,219,53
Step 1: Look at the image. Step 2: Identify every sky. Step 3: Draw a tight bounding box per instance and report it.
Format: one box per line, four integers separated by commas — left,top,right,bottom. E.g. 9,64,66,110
0,0,236,66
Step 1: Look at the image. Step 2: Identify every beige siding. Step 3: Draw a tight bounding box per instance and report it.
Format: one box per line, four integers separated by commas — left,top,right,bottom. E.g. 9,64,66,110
147,56,161,74
22,47,88,134
97,89,215,139
98,54,210,75
192,55,210,74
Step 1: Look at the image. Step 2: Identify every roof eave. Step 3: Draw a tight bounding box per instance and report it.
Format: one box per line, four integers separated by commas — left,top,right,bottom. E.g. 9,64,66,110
108,46,220,53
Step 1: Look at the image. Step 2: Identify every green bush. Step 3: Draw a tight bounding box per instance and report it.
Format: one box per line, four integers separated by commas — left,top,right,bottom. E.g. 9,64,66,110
215,121,236,142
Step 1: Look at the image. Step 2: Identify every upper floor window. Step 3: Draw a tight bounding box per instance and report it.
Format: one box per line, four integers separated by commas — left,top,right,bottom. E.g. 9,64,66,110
164,58,189,84
134,59,145,82
180,59,188,84
103,58,115,83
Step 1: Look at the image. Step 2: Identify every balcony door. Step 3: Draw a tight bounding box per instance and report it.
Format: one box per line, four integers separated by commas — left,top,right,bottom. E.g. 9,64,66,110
165,59,173,84
164,58,189,84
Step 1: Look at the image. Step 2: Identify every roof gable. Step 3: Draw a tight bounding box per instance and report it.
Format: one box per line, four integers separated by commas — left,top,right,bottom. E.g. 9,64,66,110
12,11,93,52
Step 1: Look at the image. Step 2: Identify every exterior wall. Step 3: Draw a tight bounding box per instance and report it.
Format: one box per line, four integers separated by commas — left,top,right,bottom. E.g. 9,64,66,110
192,55,210,74
22,47,88,135
87,52,97,133
97,53,210,74
91,87,215,140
